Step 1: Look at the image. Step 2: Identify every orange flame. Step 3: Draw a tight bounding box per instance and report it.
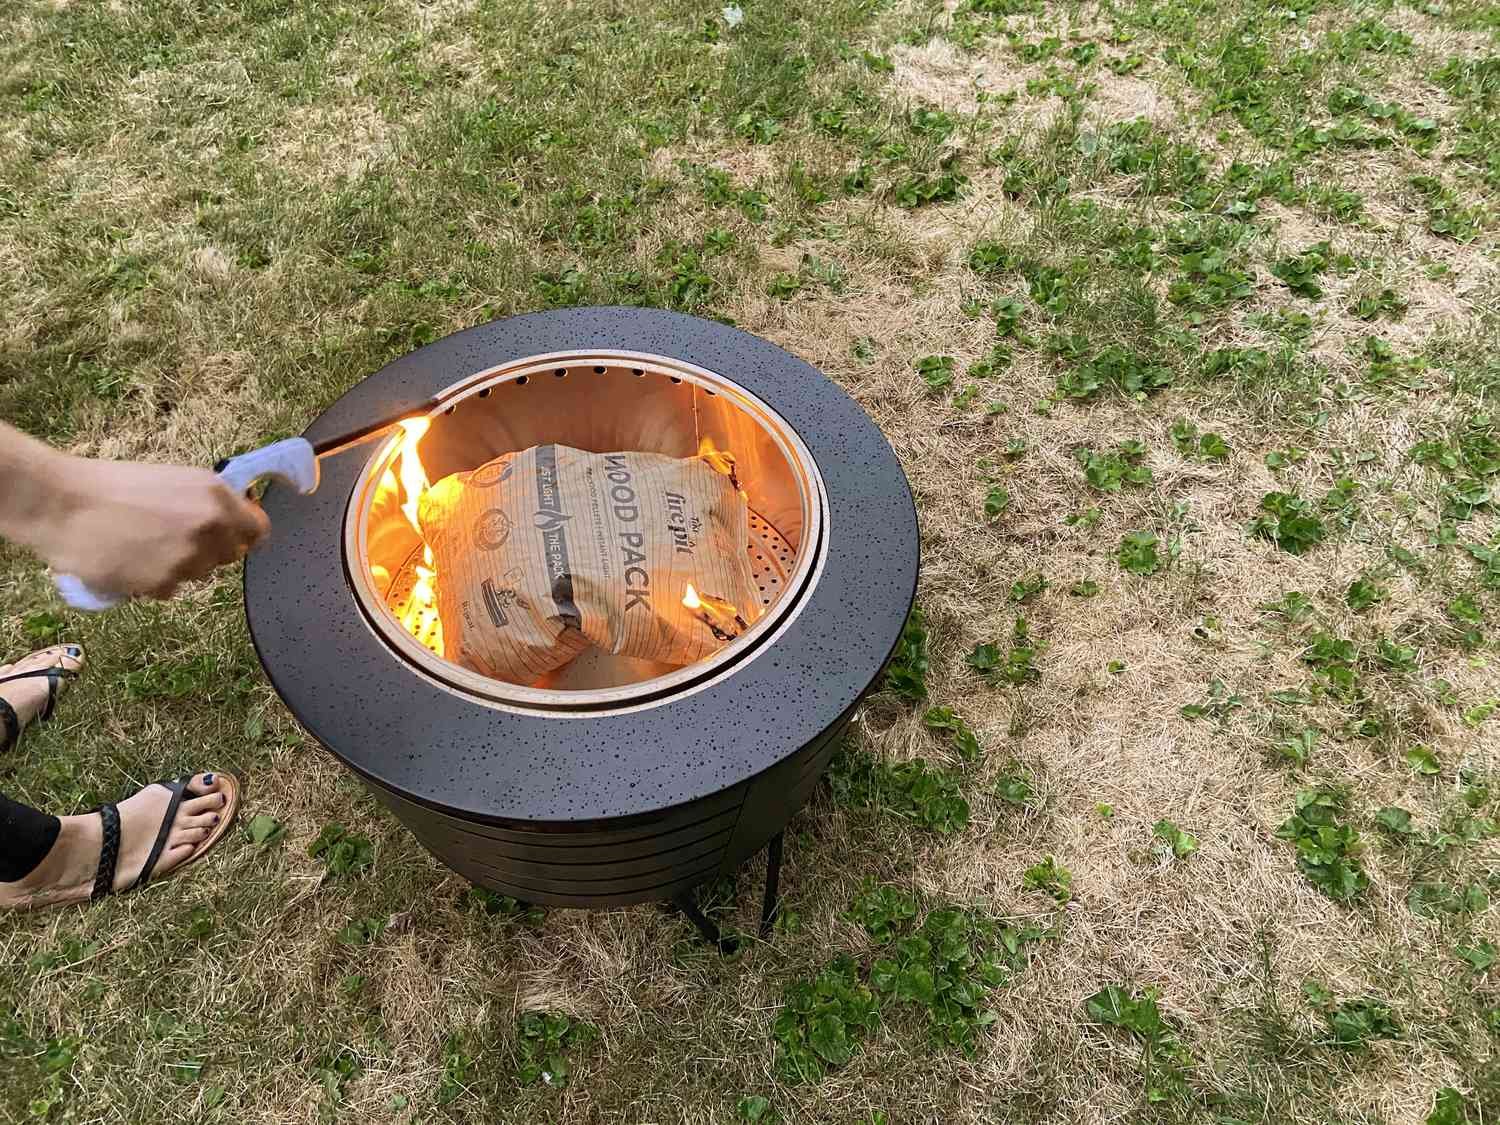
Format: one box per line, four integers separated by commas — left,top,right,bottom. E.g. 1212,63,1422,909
682,582,746,638
396,417,432,535
696,435,738,480
382,417,443,656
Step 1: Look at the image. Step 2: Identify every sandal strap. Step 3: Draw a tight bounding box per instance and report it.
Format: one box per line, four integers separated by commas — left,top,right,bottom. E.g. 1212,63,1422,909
0,667,76,723
132,776,190,891
0,666,79,688
41,668,60,722
0,697,17,754
91,803,122,901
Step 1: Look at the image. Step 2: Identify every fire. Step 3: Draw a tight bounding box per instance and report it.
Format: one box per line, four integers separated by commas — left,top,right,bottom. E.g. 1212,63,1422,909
682,582,748,642
374,416,443,656
698,435,741,492
396,417,432,535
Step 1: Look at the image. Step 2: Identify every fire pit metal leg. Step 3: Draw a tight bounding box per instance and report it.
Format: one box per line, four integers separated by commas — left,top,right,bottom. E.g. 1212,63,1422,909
758,831,784,939
667,830,787,954
670,892,739,955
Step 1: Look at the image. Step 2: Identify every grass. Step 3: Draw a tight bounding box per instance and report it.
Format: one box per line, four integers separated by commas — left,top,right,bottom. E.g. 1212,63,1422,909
2,0,1499,1121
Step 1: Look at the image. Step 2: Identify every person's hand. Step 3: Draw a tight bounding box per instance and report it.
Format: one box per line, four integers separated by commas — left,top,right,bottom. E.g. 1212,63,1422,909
34,456,271,599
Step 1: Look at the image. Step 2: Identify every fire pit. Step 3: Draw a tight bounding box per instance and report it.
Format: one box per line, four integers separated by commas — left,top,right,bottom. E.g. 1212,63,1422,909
244,307,917,924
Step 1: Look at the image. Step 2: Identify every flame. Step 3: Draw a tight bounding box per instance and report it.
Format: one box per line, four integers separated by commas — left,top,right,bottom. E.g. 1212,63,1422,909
682,582,745,638
380,417,443,656
396,417,432,535
697,436,738,480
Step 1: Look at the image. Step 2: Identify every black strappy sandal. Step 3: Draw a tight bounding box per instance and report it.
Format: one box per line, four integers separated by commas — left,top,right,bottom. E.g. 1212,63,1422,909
0,646,83,754
89,774,240,901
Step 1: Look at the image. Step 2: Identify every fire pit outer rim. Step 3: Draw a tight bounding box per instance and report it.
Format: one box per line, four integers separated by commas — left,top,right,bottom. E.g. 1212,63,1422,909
245,306,917,824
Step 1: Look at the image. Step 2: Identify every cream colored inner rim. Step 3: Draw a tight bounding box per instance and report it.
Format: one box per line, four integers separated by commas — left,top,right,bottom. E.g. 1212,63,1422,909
344,350,827,712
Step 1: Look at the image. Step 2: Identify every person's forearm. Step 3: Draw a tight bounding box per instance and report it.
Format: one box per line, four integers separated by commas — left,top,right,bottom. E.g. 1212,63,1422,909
0,425,270,596
0,422,75,553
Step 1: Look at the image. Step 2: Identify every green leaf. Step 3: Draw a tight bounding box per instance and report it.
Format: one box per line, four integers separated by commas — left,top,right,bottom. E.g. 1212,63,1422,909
1388,543,1424,570
1199,432,1231,459
1345,577,1385,612
1078,445,1153,492
1277,788,1368,902
1009,571,1047,603
22,612,66,643
1407,881,1488,918
1427,1087,1467,1125
917,355,956,392
994,773,1034,806
737,1096,774,1122
951,725,982,761
1117,530,1162,575
1022,855,1072,902
984,485,1010,520
807,1013,852,1066
1085,986,1167,1040
1464,699,1498,727
1325,997,1399,1048
246,814,284,846
966,643,1001,674
1152,819,1198,859
1302,979,1333,1006
1373,806,1415,836
1085,985,1133,1025
243,709,265,744
1249,491,1327,554
846,880,918,943
1260,590,1313,622
1275,728,1318,765
895,964,937,1006
923,707,959,732
337,916,387,945
1457,941,1496,972
1404,745,1441,775
882,607,929,702
307,823,346,858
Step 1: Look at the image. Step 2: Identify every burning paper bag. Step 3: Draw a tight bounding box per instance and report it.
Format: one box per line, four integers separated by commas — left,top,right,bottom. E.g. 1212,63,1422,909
418,444,757,683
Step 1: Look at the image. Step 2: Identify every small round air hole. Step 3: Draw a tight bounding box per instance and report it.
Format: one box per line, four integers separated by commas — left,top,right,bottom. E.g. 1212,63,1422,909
514,377,527,387
554,368,567,378
478,388,492,398
632,368,645,378
444,405,456,415
704,388,717,396
593,365,606,374
669,376,682,384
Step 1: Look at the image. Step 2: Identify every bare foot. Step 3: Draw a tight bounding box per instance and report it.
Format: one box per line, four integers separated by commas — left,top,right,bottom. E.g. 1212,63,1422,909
0,644,85,750
0,773,234,910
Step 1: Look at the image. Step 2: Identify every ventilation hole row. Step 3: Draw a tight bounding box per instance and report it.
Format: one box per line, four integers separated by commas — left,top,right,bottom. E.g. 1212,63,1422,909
442,366,719,408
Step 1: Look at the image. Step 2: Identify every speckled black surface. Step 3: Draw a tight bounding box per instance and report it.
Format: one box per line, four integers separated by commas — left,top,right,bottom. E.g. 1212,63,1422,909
245,307,917,829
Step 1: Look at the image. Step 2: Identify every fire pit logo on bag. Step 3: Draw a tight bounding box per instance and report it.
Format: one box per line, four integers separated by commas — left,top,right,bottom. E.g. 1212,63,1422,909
473,508,512,551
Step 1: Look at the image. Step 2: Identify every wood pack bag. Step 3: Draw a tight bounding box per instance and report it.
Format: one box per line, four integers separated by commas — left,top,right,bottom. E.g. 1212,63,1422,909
418,444,758,683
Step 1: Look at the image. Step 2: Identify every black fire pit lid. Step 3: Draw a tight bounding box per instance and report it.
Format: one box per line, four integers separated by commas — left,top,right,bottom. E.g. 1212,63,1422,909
245,308,917,826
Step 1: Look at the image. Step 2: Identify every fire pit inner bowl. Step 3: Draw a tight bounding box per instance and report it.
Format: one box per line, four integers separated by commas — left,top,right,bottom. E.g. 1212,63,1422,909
345,351,826,713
